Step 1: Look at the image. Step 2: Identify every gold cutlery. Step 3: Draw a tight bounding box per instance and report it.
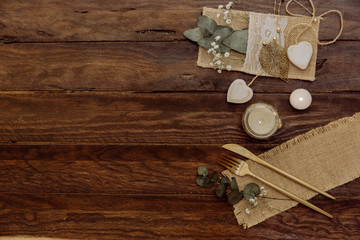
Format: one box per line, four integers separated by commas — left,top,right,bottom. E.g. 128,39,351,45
219,154,333,218
222,144,335,200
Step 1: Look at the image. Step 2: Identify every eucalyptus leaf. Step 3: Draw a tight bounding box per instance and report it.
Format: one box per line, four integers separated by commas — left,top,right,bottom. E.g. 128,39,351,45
210,172,218,182
204,176,214,188
227,190,243,205
196,176,205,187
183,28,203,43
216,183,227,198
197,15,217,37
223,29,248,54
220,177,230,184
197,166,208,176
243,183,260,200
216,25,234,33
198,27,232,53
230,177,239,191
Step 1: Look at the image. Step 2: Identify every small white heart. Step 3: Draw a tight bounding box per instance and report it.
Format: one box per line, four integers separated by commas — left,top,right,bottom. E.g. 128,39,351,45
287,41,313,70
227,79,253,104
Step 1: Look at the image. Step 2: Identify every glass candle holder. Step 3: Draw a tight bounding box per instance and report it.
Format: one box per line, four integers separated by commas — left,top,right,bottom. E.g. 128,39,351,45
242,103,282,140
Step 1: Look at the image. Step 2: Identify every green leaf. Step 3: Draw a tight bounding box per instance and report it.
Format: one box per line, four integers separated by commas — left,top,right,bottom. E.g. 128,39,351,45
196,176,205,187
227,190,243,205
216,25,234,32
220,177,230,184
183,28,203,42
204,177,214,188
197,15,217,37
210,172,218,182
230,177,239,191
197,166,208,176
243,183,260,200
223,29,248,54
198,27,232,53
216,183,228,198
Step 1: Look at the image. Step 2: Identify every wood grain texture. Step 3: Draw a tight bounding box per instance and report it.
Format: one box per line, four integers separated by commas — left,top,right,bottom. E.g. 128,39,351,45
0,0,359,239
0,194,359,240
0,41,359,92
0,143,359,196
0,92,358,144
0,0,357,42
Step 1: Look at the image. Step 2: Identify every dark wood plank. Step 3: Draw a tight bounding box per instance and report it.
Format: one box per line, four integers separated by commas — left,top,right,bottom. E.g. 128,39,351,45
0,92,358,145
0,41,358,92
0,144,357,196
0,194,359,239
0,0,356,42
0,143,359,196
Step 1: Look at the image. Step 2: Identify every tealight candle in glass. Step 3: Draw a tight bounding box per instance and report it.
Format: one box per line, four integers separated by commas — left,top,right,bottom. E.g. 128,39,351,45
242,103,282,139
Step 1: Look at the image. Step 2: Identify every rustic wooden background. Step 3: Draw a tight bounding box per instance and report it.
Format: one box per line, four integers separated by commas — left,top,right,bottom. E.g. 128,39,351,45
0,0,359,239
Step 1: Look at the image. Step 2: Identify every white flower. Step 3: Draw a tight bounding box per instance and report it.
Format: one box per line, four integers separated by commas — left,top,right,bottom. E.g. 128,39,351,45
207,48,212,54
224,52,230,57
226,65,232,71
211,42,216,47
215,36,221,41
254,202,258,207
216,60,222,65
224,10,229,15
226,5,231,10
210,62,214,66
226,19,231,24
260,186,265,191
262,211,265,215
245,208,251,214
216,13,221,18
218,5,224,9
262,190,267,196
214,44,219,49
249,198,255,204
215,53,222,58
217,69,222,73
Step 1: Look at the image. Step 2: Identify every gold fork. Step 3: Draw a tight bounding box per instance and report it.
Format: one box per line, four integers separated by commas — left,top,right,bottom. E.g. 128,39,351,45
219,154,333,218
223,144,335,200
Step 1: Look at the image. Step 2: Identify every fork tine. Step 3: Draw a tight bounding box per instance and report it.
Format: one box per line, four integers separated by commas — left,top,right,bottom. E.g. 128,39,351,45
218,159,237,174
220,154,241,166
221,154,243,164
219,156,237,168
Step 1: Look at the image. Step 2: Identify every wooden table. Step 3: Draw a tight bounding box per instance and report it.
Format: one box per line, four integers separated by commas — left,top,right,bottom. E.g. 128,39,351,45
0,0,359,239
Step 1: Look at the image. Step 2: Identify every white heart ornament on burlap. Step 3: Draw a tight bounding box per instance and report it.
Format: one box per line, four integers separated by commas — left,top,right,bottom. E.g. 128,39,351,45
287,41,313,70
227,79,253,104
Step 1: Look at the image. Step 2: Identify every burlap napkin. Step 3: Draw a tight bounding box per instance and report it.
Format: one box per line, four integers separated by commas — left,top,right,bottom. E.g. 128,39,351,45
198,7,319,81
223,113,360,228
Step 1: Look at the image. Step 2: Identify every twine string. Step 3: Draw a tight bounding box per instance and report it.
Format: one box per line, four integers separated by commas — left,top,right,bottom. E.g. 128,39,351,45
285,0,343,46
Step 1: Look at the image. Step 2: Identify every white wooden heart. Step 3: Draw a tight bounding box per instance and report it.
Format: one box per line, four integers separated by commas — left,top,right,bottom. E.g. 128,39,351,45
287,41,313,70
227,79,253,104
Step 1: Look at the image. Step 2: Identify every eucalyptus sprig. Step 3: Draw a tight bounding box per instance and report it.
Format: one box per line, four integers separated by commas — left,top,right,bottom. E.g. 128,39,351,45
216,176,244,205
183,15,248,54
196,166,218,188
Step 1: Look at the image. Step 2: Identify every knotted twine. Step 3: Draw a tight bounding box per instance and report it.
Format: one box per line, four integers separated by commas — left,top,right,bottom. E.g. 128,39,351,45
197,0,343,81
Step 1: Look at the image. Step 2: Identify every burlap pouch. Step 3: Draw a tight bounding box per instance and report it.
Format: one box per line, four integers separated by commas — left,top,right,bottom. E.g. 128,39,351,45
197,6,341,81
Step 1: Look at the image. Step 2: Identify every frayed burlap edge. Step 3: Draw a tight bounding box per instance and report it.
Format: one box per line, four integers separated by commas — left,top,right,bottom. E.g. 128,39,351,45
223,112,360,228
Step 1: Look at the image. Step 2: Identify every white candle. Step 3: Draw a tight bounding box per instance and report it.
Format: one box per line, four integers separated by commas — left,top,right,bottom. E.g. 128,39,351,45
289,89,312,110
242,103,281,139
